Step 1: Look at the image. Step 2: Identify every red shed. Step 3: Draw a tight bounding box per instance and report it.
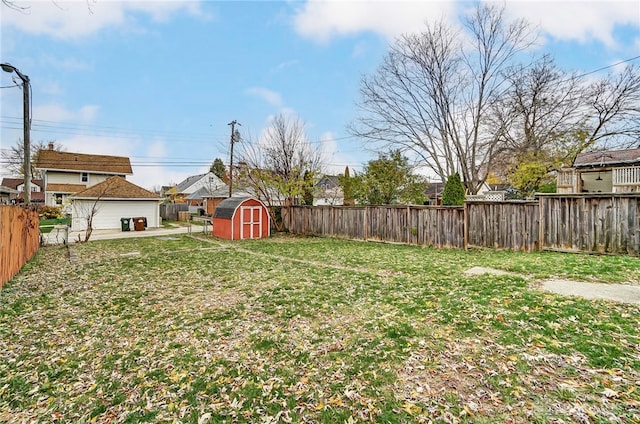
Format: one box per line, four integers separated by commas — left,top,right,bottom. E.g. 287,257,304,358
212,196,270,240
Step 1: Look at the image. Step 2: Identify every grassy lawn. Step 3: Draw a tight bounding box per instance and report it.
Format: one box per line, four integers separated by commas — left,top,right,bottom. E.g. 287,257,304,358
1,235,638,423
39,217,71,234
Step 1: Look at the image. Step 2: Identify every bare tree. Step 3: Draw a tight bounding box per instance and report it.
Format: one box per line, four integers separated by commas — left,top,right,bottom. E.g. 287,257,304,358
72,177,118,242
351,3,536,194
238,113,323,230
2,140,64,179
585,65,640,149
488,57,640,193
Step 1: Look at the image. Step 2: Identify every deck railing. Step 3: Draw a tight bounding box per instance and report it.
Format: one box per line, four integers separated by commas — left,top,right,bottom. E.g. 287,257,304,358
613,166,640,186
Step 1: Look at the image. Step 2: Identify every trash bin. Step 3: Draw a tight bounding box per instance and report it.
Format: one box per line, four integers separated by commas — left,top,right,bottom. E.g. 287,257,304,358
133,217,146,231
120,217,131,232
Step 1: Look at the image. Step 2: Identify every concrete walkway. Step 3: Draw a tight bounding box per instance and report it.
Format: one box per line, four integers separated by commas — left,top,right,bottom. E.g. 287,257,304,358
43,224,210,245
541,279,640,305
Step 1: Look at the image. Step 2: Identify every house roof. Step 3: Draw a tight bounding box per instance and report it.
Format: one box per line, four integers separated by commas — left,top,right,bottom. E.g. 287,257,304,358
316,175,340,188
0,185,18,194
72,176,160,200
46,183,88,193
175,172,219,193
17,191,45,202
573,148,640,168
36,150,133,174
186,186,232,200
1,178,44,190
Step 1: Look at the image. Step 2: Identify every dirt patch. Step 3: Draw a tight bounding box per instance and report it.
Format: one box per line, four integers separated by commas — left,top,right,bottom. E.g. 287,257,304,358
541,279,640,304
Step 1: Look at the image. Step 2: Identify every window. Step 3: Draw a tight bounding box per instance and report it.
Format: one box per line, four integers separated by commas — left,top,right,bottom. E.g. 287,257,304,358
81,172,88,182
55,194,63,205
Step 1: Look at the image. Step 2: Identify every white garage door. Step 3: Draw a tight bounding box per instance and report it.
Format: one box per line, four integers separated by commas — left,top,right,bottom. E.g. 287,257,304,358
71,200,160,231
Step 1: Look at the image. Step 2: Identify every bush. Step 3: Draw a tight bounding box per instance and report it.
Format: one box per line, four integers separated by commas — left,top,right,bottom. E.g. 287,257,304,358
39,205,63,220
441,173,466,206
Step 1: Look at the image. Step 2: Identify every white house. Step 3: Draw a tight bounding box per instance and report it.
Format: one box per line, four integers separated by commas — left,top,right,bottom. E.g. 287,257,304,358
36,145,133,209
70,176,161,231
313,175,344,206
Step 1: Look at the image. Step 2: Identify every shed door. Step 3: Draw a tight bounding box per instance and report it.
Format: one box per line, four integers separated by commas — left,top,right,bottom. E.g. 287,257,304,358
240,206,262,239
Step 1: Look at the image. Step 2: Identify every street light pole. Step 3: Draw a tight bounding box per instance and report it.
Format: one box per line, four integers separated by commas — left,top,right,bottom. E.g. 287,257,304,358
228,120,240,198
1,63,31,206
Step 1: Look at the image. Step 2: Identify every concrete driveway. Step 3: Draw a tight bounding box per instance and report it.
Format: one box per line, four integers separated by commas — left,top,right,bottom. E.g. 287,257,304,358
43,224,210,245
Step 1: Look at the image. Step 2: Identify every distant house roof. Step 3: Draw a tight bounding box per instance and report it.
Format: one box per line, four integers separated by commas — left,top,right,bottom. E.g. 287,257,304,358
0,185,18,195
1,178,44,190
316,175,340,189
36,150,133,175
573,148,640,168
17,191,45,203
72,176,159,200
176,172,226,193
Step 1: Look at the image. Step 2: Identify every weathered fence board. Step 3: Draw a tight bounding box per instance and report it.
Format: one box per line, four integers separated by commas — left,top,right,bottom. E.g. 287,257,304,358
466,201,539,252
1,206,40,288
539,194,640,255
283,194,640,256
284,205,465,249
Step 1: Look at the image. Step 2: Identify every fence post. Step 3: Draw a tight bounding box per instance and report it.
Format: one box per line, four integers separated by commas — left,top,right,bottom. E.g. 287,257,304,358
364,206,368,241
463,202,469,250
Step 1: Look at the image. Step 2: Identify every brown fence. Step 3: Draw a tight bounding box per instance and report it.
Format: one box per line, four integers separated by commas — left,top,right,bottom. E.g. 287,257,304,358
283,194,640,255
1,205,40,288
466,200,540,252
160,203,189,221
539,194,640,255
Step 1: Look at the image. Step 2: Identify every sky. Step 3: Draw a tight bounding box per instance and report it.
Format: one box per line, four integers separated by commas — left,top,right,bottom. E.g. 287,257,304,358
1,0,639,191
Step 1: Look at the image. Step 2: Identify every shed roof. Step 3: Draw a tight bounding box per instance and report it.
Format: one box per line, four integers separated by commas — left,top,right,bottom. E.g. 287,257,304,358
213,196,254,219
573,148,640,168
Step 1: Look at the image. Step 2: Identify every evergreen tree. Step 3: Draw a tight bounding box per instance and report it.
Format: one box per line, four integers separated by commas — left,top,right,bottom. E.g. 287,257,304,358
441,173,466,206
210,158,226,180
339,166,356,206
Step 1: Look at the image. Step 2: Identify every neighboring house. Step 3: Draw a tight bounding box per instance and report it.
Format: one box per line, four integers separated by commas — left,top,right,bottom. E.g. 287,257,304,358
35,147,133,208
0,185,18,204
1,178,45,204
313,175,344,206
557,148,640,194
70,176,161,232
173,172,226,206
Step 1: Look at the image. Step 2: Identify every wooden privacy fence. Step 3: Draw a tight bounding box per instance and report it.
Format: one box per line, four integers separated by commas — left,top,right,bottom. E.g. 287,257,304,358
539,194,640,255
284,205,465,249
1,205,40,288
283,194,640,255
160,203,188,221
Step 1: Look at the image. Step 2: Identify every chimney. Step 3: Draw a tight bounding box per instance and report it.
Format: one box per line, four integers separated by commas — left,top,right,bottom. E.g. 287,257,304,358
48,142,54,150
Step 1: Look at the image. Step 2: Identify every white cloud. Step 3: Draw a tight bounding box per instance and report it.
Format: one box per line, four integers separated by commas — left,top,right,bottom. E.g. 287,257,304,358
246,87,284,108
317,131,368,175
33,103,99,124
292,0,457,43
501,0,640,48
292,1,638,51
1,0,208,40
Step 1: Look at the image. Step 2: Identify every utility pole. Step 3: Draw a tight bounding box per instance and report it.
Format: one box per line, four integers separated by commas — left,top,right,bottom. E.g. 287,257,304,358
228,120,240,198
1,63,31,205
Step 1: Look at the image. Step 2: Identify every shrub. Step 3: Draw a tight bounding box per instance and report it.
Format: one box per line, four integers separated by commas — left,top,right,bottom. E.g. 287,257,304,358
39,205,63,220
